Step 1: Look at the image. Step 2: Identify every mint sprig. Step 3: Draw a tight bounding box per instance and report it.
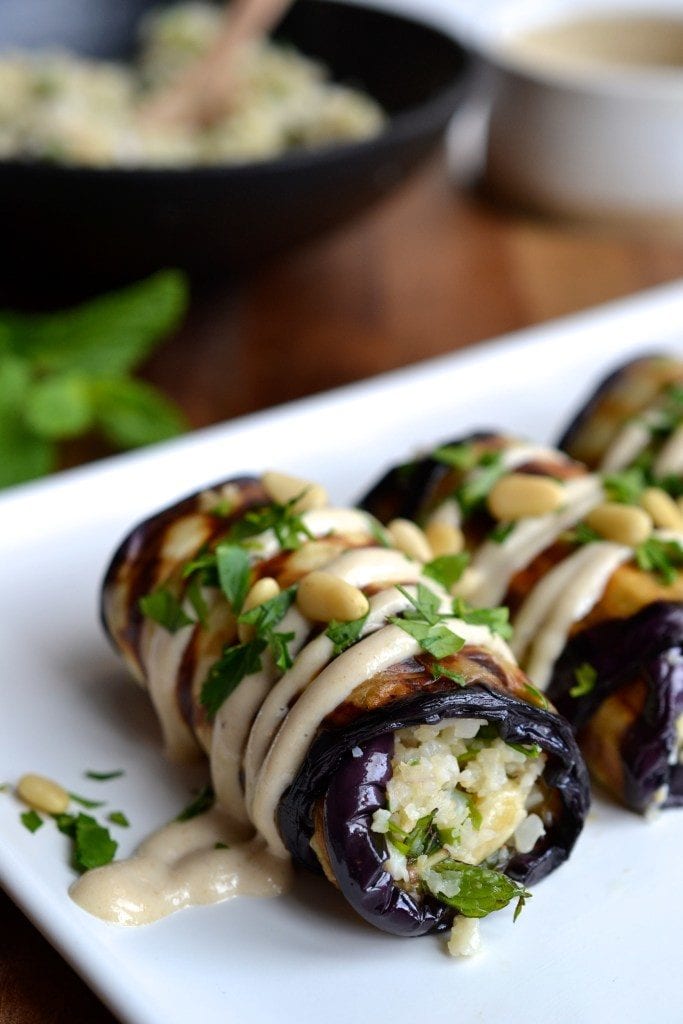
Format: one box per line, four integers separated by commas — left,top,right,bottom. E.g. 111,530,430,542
425,860,531,920
0,270,188,489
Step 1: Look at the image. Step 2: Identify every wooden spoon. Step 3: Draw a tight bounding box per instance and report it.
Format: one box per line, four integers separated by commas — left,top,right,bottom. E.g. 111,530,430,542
139,0,293,129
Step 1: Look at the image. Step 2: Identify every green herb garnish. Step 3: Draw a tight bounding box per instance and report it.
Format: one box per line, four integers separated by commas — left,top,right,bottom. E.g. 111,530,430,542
451,597,513,641
139,587,196,634
636,536,683,585
176,784,214,822
423,553,469,590
200,638,268,718
425,860,531,920
430,662,467,686
230,496,314,551
603,468,647,505
55,812,118,872
464,794,482,830
108,811,130,827
390,585,465,659
214,842,229,850
69,792,105,809
326,614,369,656
20,809,43,833
569,662,598,698
85,770,124,782
565,522,602,546
507,742,542,759
215,543,251,614
524,682,549,709
455,451,505,517
490,521,515,544
432,443,478,470
366,515,391,548
387,809,441,858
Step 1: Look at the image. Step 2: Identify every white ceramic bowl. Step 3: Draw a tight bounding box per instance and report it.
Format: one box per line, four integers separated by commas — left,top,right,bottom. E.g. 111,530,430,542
466,0,683,220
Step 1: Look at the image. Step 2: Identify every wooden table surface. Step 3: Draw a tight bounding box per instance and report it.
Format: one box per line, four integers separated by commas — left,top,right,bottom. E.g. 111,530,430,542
3,152,683,1024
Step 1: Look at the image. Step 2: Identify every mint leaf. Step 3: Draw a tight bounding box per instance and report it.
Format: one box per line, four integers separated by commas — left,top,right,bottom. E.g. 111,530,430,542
92,376,187,449
23,372,94,439
419,625,466,659
0,410,55,487
0,353,30,411
200,638,267,718
426,860,531,919
139,587,195,633
215,543,250,613
424,553,469,590
3,270,188,375
326,614,368,655
390,585,465,658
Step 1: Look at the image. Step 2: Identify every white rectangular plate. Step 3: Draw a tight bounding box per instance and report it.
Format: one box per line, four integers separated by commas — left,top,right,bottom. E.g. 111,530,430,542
2,281,683,1024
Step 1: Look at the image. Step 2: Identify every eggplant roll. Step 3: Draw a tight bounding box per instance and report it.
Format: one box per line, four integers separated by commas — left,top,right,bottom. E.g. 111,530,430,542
559,354,683,475
360,433,683,813
102,470,588,952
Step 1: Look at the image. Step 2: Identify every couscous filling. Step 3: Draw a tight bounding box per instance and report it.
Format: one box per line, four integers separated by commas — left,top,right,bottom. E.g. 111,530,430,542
371,717,547,955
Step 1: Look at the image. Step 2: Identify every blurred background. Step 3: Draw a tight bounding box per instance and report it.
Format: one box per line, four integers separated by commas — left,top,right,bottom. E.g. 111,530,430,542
2,0,683,1015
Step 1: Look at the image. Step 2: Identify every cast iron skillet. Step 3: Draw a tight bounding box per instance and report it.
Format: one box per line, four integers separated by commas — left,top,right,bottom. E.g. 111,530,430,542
0,0,469,288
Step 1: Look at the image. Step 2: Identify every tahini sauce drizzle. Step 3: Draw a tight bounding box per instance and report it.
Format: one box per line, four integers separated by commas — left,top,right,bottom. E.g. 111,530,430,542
70,808,292,925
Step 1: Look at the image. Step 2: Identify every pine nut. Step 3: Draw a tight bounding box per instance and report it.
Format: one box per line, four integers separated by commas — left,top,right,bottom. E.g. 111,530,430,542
261,471,327,512
585,502,653,546
640,487,683,530
387,518,433,561
238,577,280,642
487,473,565,521
17,773,69,815
425,521,465,557
296,571,369,623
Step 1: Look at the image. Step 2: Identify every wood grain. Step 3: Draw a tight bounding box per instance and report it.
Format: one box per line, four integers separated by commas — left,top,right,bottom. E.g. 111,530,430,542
3,152,683,1024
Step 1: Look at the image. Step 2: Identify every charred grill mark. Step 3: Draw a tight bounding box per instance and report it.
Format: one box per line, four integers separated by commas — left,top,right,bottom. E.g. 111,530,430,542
514,458,585,481
506,540,576,617
102,477,269,673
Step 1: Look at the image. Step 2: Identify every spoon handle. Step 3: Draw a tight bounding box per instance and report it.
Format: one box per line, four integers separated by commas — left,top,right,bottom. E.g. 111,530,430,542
140,0,293,129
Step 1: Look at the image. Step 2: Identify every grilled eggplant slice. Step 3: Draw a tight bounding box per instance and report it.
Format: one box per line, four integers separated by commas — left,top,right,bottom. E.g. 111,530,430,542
102,470,589,951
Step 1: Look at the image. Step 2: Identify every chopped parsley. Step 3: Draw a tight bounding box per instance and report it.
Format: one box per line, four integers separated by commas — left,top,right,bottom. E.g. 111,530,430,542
569,662,597,698
389,584,465,659
69,792,105,809
365,515,391,548
215,543,251,614
85,770,124,782
490,521,515,544
107,811,130,827
430,662,467,686
387,809,441,858
175,784,214,822
138,587,195,633
200,637,268,718
55,812,118,872
21,809,43,833
455,451,505,517
636,536,683,585
200,586,298,717
424,553,469,590
424,860,531,920
230,496,314,551
565,522,602,546
507,742,542,759
451,597,513,641
432,442,479,471
326,614,369,656
602,468,647,505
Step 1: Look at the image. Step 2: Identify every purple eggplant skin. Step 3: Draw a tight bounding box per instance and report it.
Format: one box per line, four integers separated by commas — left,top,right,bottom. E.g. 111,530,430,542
277,682,590,937
547,602,683,813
